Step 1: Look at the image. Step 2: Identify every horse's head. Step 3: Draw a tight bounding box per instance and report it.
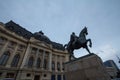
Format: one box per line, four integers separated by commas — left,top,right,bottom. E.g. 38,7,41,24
82,27,88,35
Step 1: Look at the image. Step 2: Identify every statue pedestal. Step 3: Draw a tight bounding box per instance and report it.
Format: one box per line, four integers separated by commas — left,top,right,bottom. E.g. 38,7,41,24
64,53,111,80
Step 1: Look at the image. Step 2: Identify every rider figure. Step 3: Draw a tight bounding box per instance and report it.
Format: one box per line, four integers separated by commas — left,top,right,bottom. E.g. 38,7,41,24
70,32,77,46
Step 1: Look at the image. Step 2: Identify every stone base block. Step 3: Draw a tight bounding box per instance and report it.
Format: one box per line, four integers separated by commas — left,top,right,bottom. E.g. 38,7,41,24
64,53,111,80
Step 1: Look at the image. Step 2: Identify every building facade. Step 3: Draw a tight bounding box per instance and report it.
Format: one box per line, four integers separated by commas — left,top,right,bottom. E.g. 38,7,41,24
104,60,120,79
0,21,69,80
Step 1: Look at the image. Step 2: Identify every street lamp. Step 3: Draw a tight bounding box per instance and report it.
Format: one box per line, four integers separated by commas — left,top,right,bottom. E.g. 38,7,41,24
116,55,120,63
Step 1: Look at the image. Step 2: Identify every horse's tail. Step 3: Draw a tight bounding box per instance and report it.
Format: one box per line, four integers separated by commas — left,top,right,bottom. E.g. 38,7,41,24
64,44,67,50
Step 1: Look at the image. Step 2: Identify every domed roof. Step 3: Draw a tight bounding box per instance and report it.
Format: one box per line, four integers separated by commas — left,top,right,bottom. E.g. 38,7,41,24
33,31,51,44
4,21,65,50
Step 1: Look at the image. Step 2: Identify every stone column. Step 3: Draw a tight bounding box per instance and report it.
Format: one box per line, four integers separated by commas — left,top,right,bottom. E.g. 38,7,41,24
0,40,9,57
55,55,58,72
41,50,45,69
48,52,52,71
55,74,57,80
20,43,31,68
33,49,39,68
60,57,63,72
61,74,63,80
6,43,19,67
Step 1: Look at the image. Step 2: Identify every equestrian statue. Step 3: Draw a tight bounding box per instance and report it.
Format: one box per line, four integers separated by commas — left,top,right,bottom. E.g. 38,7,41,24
64,27,92,60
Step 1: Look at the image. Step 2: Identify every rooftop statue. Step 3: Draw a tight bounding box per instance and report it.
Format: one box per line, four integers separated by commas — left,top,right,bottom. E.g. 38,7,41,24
64,27,92,60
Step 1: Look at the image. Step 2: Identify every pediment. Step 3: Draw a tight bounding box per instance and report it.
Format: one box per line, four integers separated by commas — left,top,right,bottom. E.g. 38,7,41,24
30,37,51,49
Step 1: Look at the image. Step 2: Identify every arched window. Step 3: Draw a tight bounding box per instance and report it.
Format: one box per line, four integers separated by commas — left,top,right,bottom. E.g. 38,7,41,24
36,58,41,68
0,51,10,65
11,54,20,67
52,61,55,70
28,56,34,67
44,59,47,69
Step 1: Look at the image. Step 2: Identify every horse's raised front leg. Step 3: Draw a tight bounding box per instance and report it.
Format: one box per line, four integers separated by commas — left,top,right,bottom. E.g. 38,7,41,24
87,39,92,48
85,46,91,54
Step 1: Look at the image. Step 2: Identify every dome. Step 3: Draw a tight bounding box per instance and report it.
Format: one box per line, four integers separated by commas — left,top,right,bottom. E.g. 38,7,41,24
33,31,51,44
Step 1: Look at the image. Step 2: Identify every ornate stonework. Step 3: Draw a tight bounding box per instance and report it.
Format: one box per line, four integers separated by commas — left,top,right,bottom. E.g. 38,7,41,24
0,21,69,80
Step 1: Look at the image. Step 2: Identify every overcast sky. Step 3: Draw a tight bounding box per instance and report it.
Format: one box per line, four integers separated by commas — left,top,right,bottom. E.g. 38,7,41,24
0,0,120,67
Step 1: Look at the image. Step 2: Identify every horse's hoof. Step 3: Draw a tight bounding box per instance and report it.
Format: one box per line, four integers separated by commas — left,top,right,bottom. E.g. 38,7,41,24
89,45,92,47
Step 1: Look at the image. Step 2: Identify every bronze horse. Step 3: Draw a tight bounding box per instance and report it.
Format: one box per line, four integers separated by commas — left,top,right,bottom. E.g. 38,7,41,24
64,27,92,60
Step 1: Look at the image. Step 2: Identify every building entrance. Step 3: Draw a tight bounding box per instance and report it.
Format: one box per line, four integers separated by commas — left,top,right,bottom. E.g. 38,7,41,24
34,75,40,80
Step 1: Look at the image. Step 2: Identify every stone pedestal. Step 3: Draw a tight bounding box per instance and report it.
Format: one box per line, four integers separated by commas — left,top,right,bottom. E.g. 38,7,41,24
64,53,111,80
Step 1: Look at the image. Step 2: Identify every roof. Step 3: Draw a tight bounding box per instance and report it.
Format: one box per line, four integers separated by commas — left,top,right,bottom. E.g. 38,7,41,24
5,20,33,39
4,20,65,51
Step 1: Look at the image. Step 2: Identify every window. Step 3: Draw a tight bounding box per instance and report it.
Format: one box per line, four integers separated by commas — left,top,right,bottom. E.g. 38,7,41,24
0,37,4,43
11,54,20,67
0,51,10,65
62,63,64,70
51,75,55,80
104,61,112,67
57,62,60,71
26,73,31,77
19,45,24,50
6,73,14,78
43,59,47,69
34,75,40,80
31,47,37,54
52,61,55,70
39,49,43,54
36,58,41,68
18,45,25,52
0,72,2,76
28,56,34,67
44,74,47,77
8,41,16,49
57,75,61,80
0,37,6,43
